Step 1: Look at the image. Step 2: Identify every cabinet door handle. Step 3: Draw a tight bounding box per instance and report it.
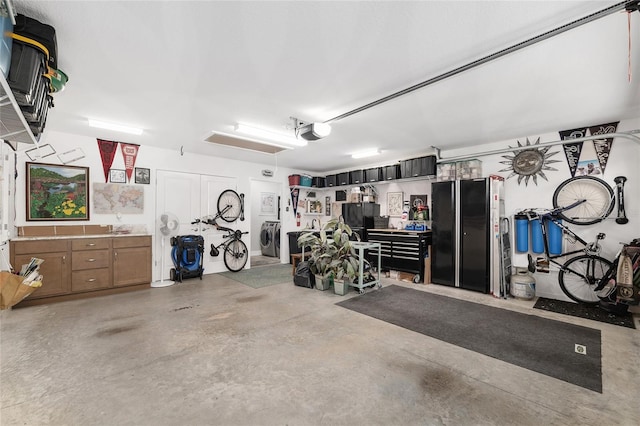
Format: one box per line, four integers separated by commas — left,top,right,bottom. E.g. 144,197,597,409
87,258,96,262
62,255,66,264
114,251,117,261
87,278,96,282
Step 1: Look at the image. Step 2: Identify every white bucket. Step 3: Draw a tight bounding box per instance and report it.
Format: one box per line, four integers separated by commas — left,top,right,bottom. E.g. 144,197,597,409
510,267,536,300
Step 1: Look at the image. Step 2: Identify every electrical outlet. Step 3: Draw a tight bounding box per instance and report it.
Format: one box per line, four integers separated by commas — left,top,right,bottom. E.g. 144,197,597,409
575,344,587,355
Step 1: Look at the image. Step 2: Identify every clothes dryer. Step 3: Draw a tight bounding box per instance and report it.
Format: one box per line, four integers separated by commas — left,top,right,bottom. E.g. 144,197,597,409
260,221,280,257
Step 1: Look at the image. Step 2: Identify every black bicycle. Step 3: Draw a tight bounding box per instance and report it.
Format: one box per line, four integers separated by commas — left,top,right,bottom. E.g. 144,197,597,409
521,173,638,304
193,189,248,272
523,205,613,304
551,175,616,225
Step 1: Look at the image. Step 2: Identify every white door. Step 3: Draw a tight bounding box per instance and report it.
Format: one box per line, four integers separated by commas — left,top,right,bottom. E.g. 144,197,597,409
199,174,238,274
156,170,237,280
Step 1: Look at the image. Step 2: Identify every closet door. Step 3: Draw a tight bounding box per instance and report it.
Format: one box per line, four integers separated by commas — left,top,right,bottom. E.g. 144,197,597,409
156,171,201,281
199,174,237,274
459,178,489,293
156,171,238,280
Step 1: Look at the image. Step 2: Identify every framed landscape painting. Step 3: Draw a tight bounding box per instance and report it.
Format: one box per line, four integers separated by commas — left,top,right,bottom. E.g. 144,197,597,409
27,162,90,221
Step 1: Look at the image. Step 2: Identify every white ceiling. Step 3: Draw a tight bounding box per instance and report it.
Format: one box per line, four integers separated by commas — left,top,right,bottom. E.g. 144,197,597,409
13,0,640,173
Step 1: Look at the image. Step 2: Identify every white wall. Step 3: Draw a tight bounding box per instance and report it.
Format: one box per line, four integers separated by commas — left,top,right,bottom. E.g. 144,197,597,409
10,130,300,280
438,118,640,301
8,118,639,299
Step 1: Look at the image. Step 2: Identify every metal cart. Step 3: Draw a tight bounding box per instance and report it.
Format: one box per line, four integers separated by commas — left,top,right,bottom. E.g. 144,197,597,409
350,241,382,294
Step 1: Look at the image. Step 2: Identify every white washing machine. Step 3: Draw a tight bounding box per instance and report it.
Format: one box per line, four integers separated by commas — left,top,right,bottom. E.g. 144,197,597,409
260,221,280,257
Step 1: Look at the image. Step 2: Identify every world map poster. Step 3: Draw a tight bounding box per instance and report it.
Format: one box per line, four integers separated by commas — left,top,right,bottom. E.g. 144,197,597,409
92,183,144,214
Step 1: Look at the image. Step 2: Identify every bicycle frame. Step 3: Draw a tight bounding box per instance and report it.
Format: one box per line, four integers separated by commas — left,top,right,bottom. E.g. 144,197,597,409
190,188,249,272
534,213,594,268
195,206,248,255
525,208,612,298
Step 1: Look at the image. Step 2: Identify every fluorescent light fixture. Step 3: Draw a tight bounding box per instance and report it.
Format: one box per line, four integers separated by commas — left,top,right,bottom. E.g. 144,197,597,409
88,119,143,135
351,149,380,159
235,123,307,147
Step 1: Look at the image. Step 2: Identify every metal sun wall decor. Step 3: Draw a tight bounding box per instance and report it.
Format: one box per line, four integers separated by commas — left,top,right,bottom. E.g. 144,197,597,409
499,137,562,186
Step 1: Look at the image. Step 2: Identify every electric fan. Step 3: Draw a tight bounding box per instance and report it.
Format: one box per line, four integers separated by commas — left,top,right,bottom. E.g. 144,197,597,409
151,212,180,288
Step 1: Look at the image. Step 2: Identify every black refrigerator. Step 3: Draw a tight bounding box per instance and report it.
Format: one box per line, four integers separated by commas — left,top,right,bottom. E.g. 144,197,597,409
431,177,503,294
342,203,380,241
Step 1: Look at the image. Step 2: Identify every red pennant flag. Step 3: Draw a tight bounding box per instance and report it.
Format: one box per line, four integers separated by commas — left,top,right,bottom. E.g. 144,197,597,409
120,143,140,182
97,139,119,182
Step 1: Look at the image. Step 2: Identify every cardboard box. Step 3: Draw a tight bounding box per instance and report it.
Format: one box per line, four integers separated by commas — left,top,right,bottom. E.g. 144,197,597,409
424,246,431,284
0,271,42,309
397,272,415,283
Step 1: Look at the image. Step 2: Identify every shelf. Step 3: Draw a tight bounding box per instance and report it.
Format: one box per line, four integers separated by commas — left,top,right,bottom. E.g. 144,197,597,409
0,73,38,144
290,175,434,192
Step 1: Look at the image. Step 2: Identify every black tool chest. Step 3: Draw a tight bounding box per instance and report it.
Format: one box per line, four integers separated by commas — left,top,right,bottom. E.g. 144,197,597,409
366,230,431,283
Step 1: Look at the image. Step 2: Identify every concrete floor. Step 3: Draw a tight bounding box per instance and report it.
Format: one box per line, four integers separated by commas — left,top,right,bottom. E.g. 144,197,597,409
1,272,639,425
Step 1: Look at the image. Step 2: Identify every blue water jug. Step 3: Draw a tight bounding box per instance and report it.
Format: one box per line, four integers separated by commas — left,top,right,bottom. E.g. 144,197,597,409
515,214,529,253
531,219,544,254
547,218,563,255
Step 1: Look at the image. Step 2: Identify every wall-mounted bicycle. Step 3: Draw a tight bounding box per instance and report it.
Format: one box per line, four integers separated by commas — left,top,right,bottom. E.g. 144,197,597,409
193,189,249,272
520,175,633,304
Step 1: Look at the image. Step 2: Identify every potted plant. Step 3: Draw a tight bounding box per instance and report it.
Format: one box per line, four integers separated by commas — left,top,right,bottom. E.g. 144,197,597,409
297,221,337,291
298,219,373,295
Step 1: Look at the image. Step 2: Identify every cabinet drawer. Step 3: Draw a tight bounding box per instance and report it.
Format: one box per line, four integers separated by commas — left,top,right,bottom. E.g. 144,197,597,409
366,233,394,242
11,239,70,255
72,268,111,292
72,249,110,270
71,238,110,251
113,236,151,249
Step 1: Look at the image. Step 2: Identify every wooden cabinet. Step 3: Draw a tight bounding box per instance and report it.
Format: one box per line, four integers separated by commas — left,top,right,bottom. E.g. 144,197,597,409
11,239,71,297
113,236,151,287
9,235,151,306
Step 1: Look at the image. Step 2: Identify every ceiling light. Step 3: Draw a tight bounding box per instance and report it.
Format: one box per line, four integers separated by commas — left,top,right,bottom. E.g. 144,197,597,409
88,119,143,135
235,124,307,147
297,122,331,141
351,149,380,159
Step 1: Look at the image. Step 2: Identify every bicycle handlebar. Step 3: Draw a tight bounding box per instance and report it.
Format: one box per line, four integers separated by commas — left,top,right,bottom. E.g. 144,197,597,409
193,217,249,237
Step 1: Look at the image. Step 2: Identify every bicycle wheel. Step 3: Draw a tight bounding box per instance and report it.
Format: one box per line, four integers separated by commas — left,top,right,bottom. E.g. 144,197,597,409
224,239,248,272
552,176,614,225
558,254,613,304
217,189,242,223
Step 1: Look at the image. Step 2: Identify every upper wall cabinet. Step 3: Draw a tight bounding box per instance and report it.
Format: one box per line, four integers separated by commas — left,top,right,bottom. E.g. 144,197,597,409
400,156,436,179
292,155,437,190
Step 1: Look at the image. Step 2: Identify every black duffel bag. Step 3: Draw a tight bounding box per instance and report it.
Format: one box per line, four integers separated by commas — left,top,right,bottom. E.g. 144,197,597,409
294,261,315,289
